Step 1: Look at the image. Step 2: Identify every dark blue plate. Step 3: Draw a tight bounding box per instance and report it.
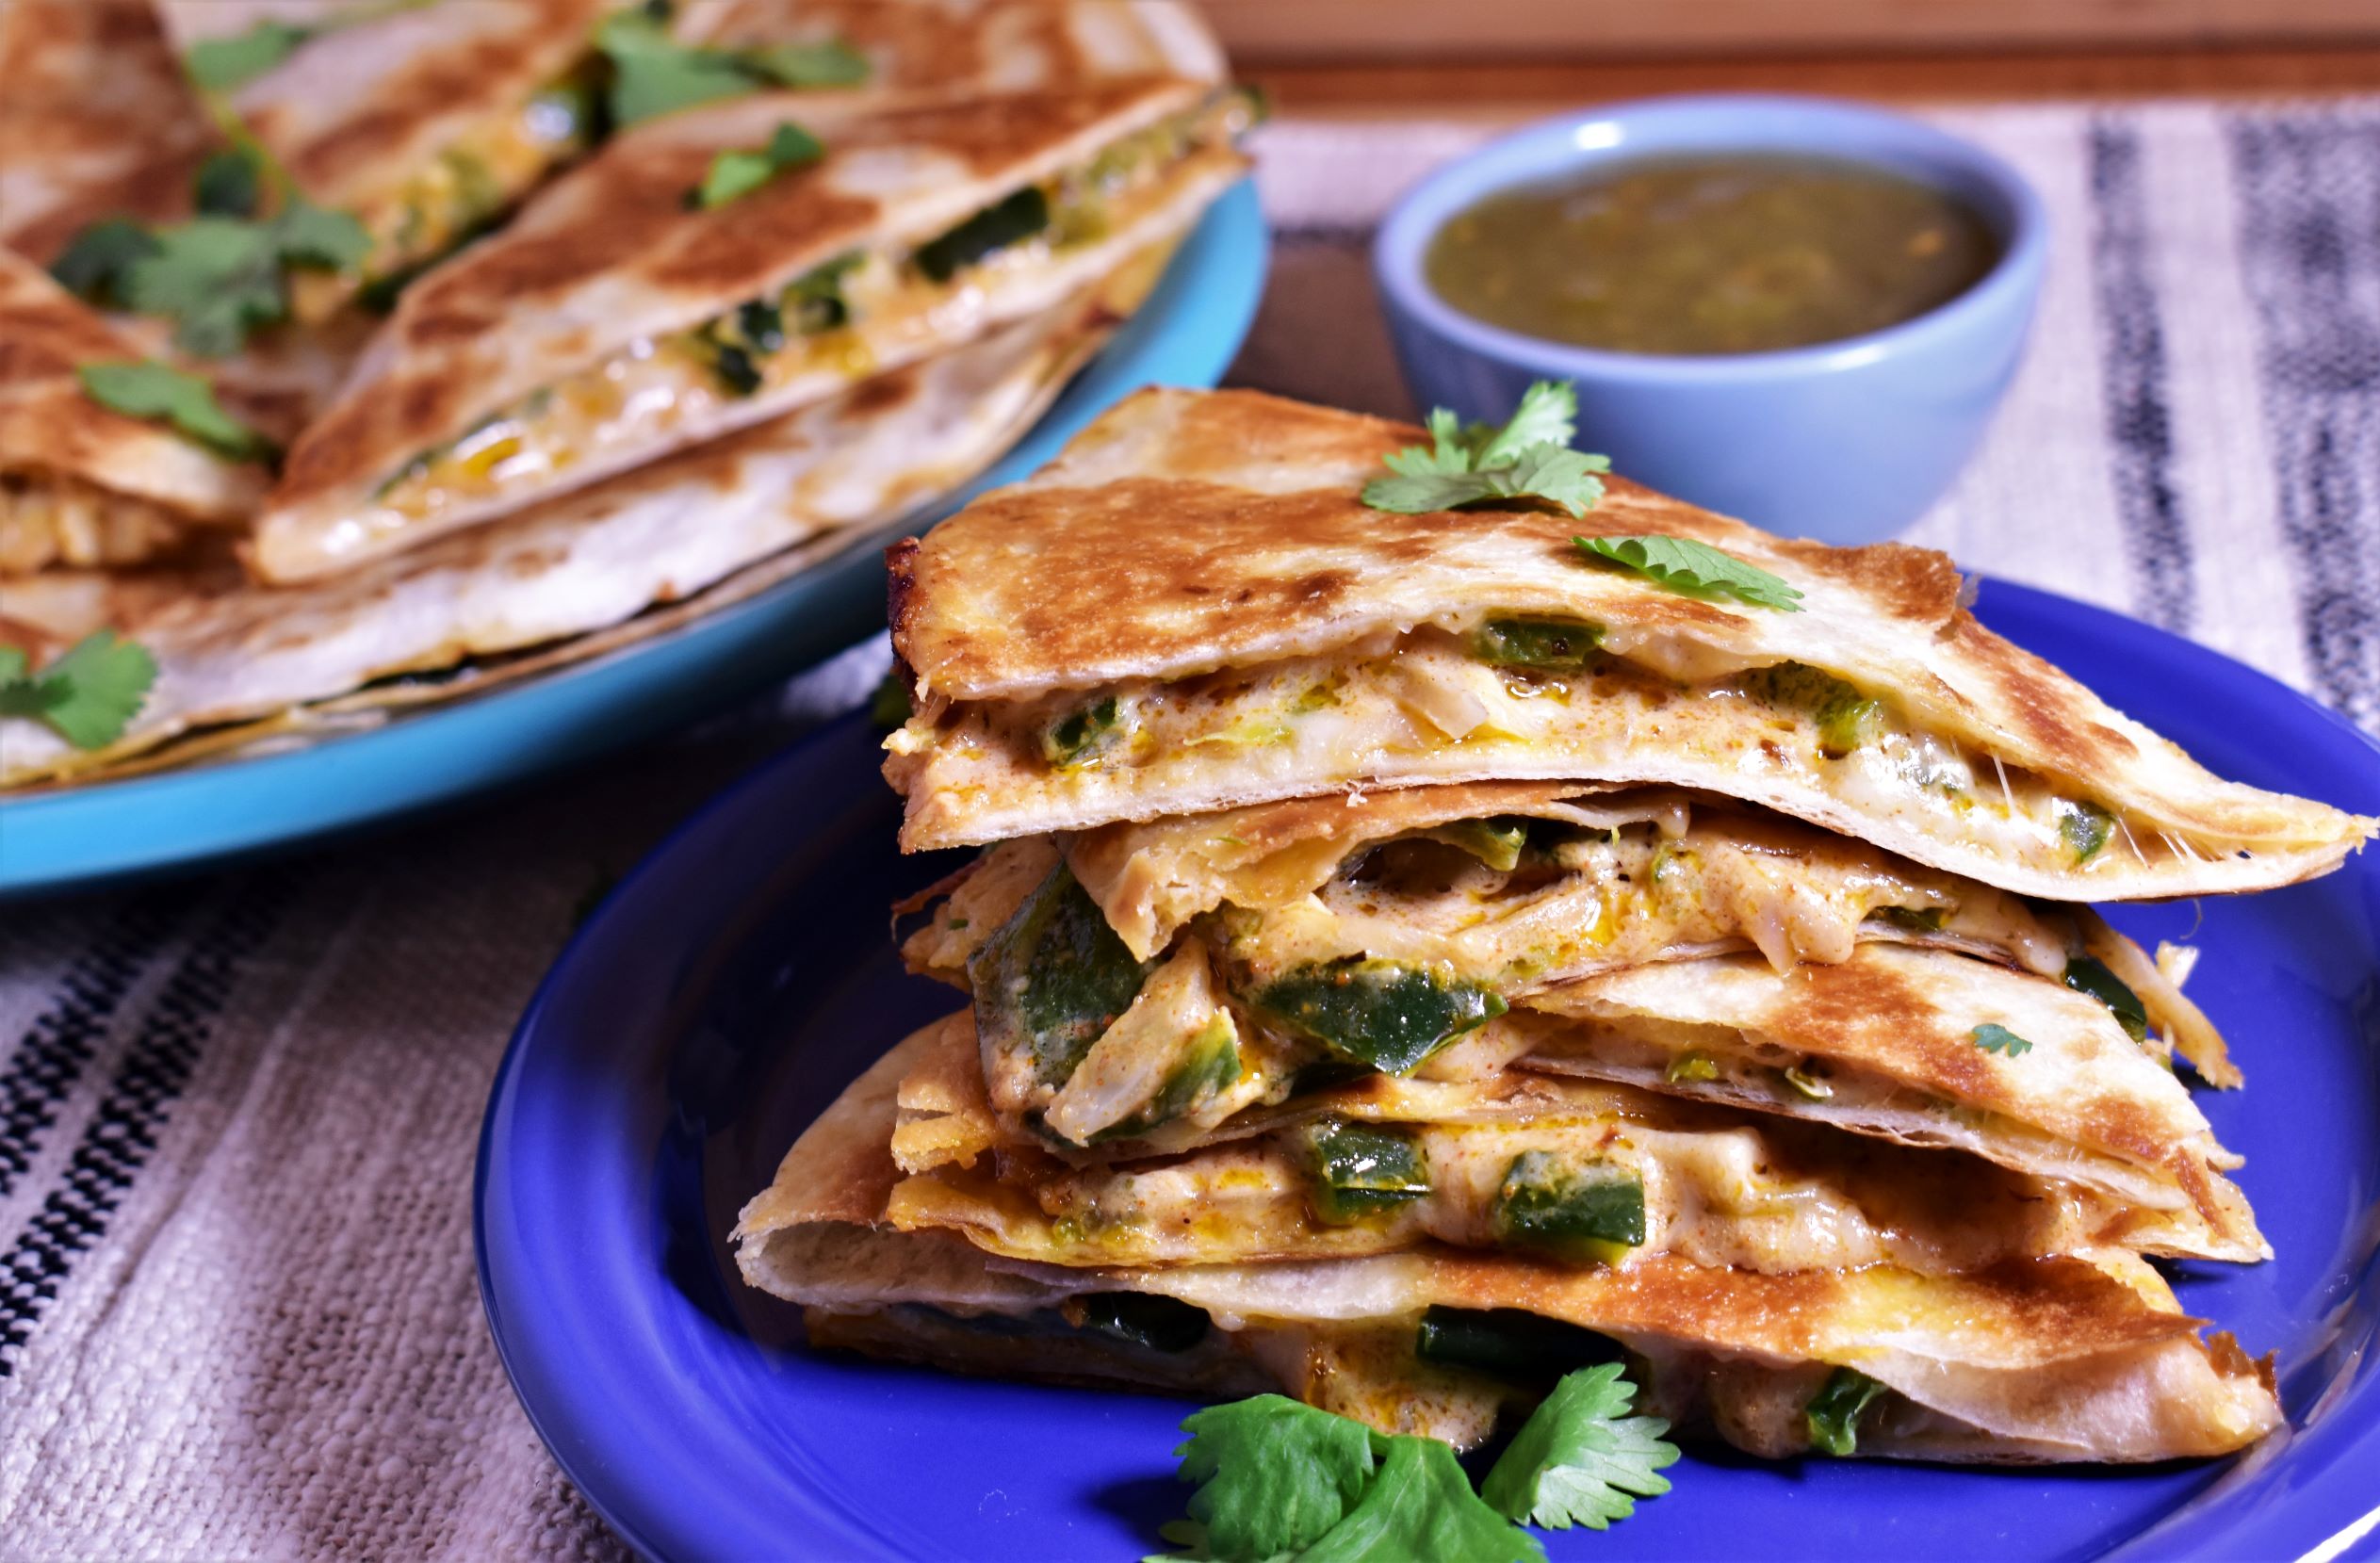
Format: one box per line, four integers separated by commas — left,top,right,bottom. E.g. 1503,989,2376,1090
0,182,1265,896
477,578,2380,1562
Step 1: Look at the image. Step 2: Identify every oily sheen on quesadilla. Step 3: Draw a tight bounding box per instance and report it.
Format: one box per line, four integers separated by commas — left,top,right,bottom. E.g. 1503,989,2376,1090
0,251,268,575
0,271,1137,788
881,389,2373,900
733,1020,2281,1462
253,78,1250,581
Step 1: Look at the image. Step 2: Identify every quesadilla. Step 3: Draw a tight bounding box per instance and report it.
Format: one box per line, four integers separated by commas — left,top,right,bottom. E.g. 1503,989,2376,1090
880,1007,2251,1267
676,0,1228,92
0,0,214,265
881,389,2373,900
251,78,1252,581
734,1021,2282,1462
0,263,1140,787
0,251,269,576
155,0,610,317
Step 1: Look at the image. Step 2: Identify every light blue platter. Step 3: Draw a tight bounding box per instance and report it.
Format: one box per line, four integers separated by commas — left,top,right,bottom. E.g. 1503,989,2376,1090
0,180,1267,898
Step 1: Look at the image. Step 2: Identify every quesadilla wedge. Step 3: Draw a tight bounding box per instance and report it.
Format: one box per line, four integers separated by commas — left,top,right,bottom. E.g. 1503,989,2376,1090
895,845,2260,1256
252,78,1252,581
0,0,214,265
0,252,269,576
155,0,610,318
879,1009,2251,1268
881,388,2373,899
910,782,2239,1084
0,263,1140,787
735,1021,2281,1461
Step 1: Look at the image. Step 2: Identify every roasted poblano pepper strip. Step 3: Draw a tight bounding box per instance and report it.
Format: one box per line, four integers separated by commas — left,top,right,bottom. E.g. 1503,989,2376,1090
1413,1306,1624,1381
1664,1050,1719,1084
1252,958,1507,1076
784,250,862,333
2062,956,2148,1041
1875,904,1949,933
1078,1292,1210,1353
1472,616,1604,669
2056,797,2115,864
915,186,1051,282
1489,1149,1645,1262
1745,662,1887,757
1805,1366,1889,1457
1299,1119,1430,1225
1427,818,1530,872
967,864,1154,1088
1042,694,1127,769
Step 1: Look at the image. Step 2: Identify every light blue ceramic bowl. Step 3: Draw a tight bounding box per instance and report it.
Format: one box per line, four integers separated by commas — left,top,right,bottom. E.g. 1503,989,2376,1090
1375,95,2047,544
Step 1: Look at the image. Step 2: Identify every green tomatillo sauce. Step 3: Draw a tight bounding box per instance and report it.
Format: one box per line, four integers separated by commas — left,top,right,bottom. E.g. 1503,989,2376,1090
1426,155,2000,356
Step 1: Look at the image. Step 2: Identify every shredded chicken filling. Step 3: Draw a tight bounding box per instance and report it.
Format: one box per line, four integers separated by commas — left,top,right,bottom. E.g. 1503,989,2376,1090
0,473,190,574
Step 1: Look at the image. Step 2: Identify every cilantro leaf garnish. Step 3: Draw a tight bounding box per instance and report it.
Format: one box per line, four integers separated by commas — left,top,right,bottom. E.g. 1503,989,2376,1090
744,39,871,88
1970,1023,2034,1057
1299,1436,1541,1563
597,10,871,127
193,147,265,219
1573,533,1805,611
107,198,369,357
184,18,312,93
76,361,277,464
1804,1367,1888,1457
689,121,823,208
0,630,158,751
1481,1363,1678,1531
49,219,161,309
1171,1394,1381,1558
1362,381,1609,519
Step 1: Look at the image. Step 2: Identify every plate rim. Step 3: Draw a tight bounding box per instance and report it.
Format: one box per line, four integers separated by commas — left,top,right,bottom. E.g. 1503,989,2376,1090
475,577,2380,1563
0,178,1269,898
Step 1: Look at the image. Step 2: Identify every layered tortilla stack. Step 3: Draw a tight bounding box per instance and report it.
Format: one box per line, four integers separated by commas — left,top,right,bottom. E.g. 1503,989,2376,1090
0,0,1247,786
736,387,2379,1462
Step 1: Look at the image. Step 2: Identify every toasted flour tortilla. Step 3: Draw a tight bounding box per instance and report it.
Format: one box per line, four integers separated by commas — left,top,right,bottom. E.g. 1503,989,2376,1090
677,0,1227,90
254,77,1247,580
880,1006,2247,1266
882,389,2372,899
156,0,609,310
0,0,214,264
734,1019,2280,1461
0,252,269,574
0,274,1127,787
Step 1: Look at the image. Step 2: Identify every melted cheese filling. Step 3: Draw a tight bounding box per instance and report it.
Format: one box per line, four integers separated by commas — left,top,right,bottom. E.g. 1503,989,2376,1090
916,627,2248,881
893,1112,2111,1278
0,474,188,574
369,100,1248,520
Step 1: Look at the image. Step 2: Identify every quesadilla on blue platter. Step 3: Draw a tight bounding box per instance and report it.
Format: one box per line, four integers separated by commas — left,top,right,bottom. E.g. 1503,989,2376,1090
251,76,1253,580
732,1019,2283,1462
882,389,2374,902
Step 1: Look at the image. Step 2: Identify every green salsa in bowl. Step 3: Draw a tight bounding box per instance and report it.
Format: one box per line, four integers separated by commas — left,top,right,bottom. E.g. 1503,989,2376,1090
1374,96,2046,544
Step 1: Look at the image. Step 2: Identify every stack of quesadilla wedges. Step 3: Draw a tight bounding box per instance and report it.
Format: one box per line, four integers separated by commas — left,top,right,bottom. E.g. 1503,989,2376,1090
0,0,1247,789
736,387,2377,1464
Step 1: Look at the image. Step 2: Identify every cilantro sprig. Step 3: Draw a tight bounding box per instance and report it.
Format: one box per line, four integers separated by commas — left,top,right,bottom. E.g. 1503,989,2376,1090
1151,1367,1677,1561
0,631,158,751
1970,1023,2034,1057
1573,533,1805,611
689,122,823,209
1362,381,1609,520
184,18,312,93
1481,1362,1679,1530
76,362,278,464
50,158,370,357
596,8,868,128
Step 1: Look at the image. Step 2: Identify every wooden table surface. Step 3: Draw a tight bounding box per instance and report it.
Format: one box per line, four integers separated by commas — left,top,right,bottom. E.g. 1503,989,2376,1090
1248,42,2380,118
